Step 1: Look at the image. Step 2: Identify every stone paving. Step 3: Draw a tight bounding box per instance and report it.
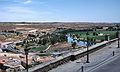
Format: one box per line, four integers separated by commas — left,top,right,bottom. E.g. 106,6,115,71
49,41,120,72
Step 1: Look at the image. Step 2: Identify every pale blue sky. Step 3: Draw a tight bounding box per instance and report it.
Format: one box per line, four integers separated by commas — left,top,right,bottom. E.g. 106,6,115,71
0,0,120,22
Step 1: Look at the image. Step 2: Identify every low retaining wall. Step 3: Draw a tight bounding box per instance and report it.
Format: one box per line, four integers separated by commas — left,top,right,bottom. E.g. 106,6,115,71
75,38,117,59
25,38,118,72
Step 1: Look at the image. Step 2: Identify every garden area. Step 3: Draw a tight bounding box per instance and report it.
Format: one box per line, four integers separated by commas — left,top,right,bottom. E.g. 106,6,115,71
67,31,117,43
29,45,49,52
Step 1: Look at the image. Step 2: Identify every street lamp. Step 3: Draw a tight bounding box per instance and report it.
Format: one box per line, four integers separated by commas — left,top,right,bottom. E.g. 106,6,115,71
24,42,30,72
86,32,89,63
116,24,119,48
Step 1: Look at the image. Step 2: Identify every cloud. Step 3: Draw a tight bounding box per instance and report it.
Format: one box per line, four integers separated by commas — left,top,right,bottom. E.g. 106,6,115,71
0,0,32,4
5,6,35,14
24,0,32,4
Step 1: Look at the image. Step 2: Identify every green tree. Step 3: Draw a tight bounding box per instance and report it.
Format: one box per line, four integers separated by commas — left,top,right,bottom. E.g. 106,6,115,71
93,32,96,36
71,42,76,49
86,32,89,35
42,38,47,45
50,37,57,45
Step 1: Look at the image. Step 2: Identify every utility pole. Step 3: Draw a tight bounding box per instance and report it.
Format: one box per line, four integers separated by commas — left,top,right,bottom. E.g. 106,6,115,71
24,40,30,72
116,24,119,48
86,32,89,63
81,66,84,72
24,48,29,72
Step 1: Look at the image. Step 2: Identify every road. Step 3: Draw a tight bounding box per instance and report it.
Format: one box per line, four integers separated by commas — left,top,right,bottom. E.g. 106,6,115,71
90,55,120,72
49,41,120,72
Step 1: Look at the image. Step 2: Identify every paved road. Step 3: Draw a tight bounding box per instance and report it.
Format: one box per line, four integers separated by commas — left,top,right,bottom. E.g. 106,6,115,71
49,41,120,72
90,55,120,72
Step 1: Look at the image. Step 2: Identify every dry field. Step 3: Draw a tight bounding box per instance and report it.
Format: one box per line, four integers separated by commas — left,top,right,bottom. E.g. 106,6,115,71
0,22,114,31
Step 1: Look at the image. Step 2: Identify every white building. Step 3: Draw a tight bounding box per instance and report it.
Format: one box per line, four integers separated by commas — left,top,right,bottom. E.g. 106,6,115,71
0,42,13,48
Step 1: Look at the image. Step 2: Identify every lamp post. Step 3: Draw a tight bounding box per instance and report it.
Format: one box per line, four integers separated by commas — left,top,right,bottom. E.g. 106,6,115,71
86,32,89,63
116,24,119,48
24,45,30,72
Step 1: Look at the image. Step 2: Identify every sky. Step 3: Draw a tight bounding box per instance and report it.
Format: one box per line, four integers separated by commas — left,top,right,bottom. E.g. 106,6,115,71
0,0,120,22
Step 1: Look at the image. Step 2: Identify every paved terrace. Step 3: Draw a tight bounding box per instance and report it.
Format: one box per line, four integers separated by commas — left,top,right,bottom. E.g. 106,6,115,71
22,38,118,72
49,40,120,72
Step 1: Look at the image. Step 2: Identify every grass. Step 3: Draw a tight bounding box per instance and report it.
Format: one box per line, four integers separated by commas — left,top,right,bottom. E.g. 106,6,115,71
30,45,48,52
68,31,117,41
37,53,51,56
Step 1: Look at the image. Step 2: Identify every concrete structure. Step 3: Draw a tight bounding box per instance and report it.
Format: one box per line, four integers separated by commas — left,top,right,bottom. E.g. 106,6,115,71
20,38,117,72
0,48,2,52
49,39,120,72
0,42,13,48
